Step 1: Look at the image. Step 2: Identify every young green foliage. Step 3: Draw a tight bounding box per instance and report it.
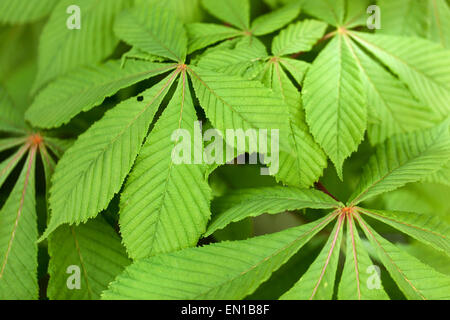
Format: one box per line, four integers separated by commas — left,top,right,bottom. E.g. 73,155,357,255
1,0,450,301
103,124,450,299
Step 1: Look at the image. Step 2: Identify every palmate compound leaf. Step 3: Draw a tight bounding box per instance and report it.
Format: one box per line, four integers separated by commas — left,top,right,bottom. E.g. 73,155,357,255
0,0,58,24
345,36,439,145
349,121,450,205
303,33,367,179
114,2,187,62
205,186,341,236
358,208,450,256
102,213,338,299
119,72,212,259
26,60,177,128
196,39,326,187
337,214,389,300
0,148,38,300
350,31,450,117
47,216,130,300
187,0,299,53
33,0,131,91
280,214,344,300
40,72,179,241
356,213,450,300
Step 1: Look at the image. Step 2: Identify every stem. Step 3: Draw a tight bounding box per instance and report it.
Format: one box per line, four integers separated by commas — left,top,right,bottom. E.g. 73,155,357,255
314,181,340,202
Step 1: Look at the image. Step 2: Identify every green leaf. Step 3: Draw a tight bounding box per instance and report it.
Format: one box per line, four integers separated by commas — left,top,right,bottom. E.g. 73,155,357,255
401,241,450,276
187,23,242,54
102,214,336,299
378,0,430,38
119,73,211,259
359,208,450,256
381,182,450,224
114,2,187,62
206,186,340,236
272,19,327,56
280,214,344,299
250,1,301,36
422,0,450,48
40,72,177,241
0,144,29,187
201,0,250,30
197,42,325,187
263,60,327,187
0,148,38,300
0,0,58,24
26,60,176,128
278,57,310,85
43,137,74,159
424,161,450,186
189,66,292,157
212,218,253,242
299,0,345,26
196,38,268,80
39,142,56,193
378,0,450,48
300,0,369,27
342,0,371,28
135,0,204,23
121,47,167,66
357,214,450,300
33,0,130,91
0,138,27,154
346,36,438,145
338,215,389,300
0,86,26,133
303,34,367,179
349,122,450,205
350,32,450,117
47,217,130,300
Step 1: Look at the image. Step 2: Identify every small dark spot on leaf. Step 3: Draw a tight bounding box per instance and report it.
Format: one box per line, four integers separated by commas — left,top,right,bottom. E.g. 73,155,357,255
137,96,144,102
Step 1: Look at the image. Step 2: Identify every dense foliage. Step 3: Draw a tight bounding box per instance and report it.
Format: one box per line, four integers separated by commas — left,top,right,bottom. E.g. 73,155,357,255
0,0,449,300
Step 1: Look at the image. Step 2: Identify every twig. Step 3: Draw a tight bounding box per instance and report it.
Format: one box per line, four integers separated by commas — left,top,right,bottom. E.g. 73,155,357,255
314,181,340,202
